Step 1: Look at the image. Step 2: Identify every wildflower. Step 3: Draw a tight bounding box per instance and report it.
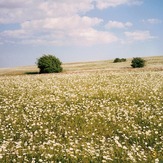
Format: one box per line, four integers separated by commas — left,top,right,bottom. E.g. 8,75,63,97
155,158,159,163
0,154,3,159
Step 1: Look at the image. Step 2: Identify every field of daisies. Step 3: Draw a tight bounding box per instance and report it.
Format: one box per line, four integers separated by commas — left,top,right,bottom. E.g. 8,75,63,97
0,70,163,162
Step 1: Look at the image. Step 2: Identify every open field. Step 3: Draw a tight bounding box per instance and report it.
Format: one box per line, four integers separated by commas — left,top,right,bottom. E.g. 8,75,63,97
0,56,163,76
0,56,163,162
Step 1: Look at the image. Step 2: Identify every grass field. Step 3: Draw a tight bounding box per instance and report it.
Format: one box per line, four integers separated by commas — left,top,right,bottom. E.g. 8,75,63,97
0,56,163,76
0,56,163,162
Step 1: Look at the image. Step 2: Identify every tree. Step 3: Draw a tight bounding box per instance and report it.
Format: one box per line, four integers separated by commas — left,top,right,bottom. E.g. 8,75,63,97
131,57,146,68
121,58,127,62
113,58,121,63
113,58,126,63
37,54,63,73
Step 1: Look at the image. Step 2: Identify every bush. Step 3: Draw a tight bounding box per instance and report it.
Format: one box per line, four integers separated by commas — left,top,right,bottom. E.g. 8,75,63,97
37,54,63,73
113,58,126,63
131,57,146,68
113,58,121,63
121,58,127,62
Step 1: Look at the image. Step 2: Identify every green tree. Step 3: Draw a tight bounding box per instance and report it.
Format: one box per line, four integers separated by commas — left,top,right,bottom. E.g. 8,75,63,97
113,58,126,63
131,57,146,68
37,54,63,73
113,58,121,63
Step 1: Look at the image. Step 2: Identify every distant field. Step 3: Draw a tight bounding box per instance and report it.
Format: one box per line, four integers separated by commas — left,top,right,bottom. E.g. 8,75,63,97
0,56,163,76
0,56,163,162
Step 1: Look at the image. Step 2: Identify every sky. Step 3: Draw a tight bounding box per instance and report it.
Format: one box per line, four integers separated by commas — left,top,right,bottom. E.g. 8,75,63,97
0,0,163,68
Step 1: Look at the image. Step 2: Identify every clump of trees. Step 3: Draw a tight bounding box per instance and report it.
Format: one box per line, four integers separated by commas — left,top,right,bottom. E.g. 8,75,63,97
131,57,146,68
113,58,127,63
37,54,63,73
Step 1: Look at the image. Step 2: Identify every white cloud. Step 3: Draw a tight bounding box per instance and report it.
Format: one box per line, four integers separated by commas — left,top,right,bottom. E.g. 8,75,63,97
0,0,33,8
1,14,117,46
1,29,27,38
124,30,156,41
0,0,120,46
0,0,143,24
0,0,94,24
38,0,94,17
1,28,118,46
142,18,162,24
21,16,103,31
105,21,132,29
95,0,143,9
68,28,118,45
0,0,145,46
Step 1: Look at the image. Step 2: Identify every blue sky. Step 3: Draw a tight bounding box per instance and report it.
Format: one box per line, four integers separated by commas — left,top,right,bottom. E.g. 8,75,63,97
0,0,163,68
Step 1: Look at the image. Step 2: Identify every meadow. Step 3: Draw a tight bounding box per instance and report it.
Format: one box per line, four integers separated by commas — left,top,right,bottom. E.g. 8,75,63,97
0,56,163,162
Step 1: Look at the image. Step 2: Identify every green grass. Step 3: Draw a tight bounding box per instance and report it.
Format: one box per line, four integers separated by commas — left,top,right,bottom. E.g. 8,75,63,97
0,56,163,162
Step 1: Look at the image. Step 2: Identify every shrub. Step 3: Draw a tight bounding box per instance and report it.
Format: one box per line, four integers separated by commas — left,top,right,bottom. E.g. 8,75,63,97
37,54,63,73
131,57,146,68
113,58,126,63
121,58,127,62
113,58,121,63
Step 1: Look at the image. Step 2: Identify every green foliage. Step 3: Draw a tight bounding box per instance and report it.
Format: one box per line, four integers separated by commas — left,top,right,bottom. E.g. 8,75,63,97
37,54,63,73
131,57,146,68
113,58,126,63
